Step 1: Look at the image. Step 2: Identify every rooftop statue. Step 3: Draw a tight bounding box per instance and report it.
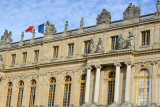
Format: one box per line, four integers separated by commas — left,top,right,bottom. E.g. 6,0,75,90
65,21,68,32
157,0,160,12
123,3,140,20
21,32,24,41
80,17,84,29
1,30,12,45
45,21,57,35
96,9,111,24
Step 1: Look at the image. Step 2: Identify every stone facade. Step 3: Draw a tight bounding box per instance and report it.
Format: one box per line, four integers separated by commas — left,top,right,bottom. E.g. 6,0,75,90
0,2,160,107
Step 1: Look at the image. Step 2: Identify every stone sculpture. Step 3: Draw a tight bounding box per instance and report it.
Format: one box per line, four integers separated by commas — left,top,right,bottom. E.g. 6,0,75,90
32,29,35,39
21,32,24,41
128,32,134,49
0,55,4,69
80,17,84,29
118,32,134,50
96,38,104,53
45,21,57,35
65,21,68,32
89,38,96,54
118,34,125,50
157,0,160,12
1,30,12,45
123,3,140,20
96,9,111,24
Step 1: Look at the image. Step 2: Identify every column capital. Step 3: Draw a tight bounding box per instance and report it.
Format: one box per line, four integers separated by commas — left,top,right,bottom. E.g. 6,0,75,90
114,62,121,67
95,64,102,69
125,61,132,66
86,65,92,70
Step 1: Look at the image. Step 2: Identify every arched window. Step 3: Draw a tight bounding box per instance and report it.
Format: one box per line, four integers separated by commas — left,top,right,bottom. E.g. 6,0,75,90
106,72,115,105
79,74,86,105
48,77,56,107
17,81,24,107
137,69,150,105
29,80,36,107
63,76,72,107
6,82,13,107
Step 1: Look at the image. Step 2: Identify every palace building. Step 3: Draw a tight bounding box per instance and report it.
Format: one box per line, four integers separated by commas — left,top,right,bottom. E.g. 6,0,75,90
0,1,160,107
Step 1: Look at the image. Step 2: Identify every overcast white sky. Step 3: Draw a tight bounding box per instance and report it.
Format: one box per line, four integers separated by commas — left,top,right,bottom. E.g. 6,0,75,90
0,0,157,42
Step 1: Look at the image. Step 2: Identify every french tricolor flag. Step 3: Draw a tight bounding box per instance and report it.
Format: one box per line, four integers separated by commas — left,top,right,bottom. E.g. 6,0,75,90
25,23,45,34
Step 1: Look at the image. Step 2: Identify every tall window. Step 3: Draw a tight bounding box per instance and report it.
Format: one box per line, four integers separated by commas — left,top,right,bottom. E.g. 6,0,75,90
34,50,39,62
142,31,150,46
68,43,74,56
79,74,86,105
137,69,150,105
63,76,72,107
111,36,118,50
22,52,27,64
48,77,56,107
17,81,24,107
11,54,16,65
84,41,90,54
53,46,59,58
106,72,115,105
29,80,36,107
6,82,13,107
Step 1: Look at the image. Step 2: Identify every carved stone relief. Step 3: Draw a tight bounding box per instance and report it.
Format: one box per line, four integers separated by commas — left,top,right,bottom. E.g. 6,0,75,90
134,62,153,77
90,38,96,54
117,32,134,50
96,9,111,24
89,38,104,54
123,3,140,20
96,38,104,53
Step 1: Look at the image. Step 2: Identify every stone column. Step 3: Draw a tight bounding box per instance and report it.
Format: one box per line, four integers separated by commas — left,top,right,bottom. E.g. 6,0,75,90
114,62,121,104
85,65,92,104
125,61,132,102
94,64,102,104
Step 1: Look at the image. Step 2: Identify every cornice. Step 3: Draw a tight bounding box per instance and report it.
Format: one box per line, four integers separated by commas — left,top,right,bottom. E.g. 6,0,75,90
0,49,160,72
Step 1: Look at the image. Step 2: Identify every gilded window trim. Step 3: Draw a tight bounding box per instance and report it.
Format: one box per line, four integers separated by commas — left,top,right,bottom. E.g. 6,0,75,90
47,77,56,107
79,74,86,106
62,76,72,107
6,82,13,107
17,81,24,107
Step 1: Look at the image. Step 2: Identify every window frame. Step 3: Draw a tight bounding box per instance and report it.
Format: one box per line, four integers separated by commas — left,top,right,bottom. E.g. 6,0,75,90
137,69,150,106
63,76,72,107
141,30,150,46
84,40,90,54
6,82,13,107
17,81,24,107
48,77,56,107
68,43,74,56
79,74,86,106
34,50,39,63
106,72,115,105
111,36,118,50
22,52,27,64
11,54,16,65
53,46,59,59
29,80,36,107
